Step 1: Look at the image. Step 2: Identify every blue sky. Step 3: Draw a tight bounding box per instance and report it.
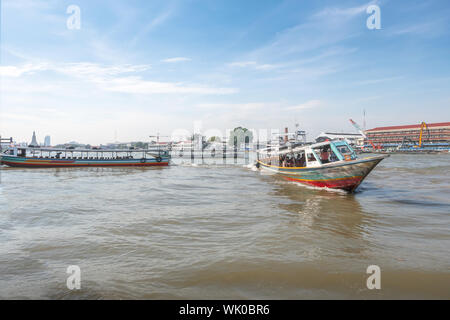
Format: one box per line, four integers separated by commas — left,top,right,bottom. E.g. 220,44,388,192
1,0,449,144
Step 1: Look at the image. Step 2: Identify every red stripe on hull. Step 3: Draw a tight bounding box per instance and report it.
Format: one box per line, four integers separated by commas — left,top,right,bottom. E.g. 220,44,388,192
285,176,363,192
1,161,169,168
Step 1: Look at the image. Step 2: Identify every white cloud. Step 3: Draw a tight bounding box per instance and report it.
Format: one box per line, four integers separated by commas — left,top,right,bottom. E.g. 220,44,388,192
196,102,271,110
247,2,374,61
228,61,257,67
0,62,237,95
0,62,150,78
147,8,173,29
2,0,58,9
353,76,404,86
0,63,48,77
161,57,192,63
129,6,176,46
285,100,323,110
254,64,278,70
1,81,62,94
388,20,447,37
57,63,150,77
228,61,279,70
314,2,376,19
100,77,238,95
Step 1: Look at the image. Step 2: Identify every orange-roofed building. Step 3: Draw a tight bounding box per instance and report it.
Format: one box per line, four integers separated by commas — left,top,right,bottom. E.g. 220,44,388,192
365,122,450,145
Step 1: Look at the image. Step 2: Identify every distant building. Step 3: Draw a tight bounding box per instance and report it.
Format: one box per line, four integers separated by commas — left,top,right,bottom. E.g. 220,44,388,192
54,141,87,149
316,132,364,146
228,127,253,147
365,122,450,146
29,131,39,147
192,134,205,150
0,136,14,152
172,141,194,150
44,135,51,147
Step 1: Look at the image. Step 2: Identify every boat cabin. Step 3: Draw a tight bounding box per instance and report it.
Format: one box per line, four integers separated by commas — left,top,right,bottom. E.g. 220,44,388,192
3,147,24,157
2,146,170,160
259,140,357,168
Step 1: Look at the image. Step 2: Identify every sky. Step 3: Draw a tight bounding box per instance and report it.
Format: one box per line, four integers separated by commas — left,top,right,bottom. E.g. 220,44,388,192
1,0,449,145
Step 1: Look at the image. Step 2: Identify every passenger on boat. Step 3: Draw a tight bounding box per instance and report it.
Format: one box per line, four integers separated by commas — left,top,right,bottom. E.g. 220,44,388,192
284,154,291,167
279,154,286,167
329,150,338,162
321,147,330,163
287,155,295,167
296,153,306,167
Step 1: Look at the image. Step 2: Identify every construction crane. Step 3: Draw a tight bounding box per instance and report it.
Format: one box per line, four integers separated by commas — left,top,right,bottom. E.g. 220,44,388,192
149,133,170,144
417,122,429,148
349,119,381,150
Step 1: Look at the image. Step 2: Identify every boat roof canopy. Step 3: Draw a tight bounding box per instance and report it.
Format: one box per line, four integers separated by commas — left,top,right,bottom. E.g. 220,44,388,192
257,140,349,155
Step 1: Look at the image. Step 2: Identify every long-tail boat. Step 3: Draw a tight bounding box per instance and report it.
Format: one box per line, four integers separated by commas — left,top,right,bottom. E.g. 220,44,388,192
256,140,388,192
0,146,170,168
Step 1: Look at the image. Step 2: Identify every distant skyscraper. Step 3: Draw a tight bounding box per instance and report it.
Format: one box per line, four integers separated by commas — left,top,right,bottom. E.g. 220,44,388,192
44,135,51,147
29,131,39,147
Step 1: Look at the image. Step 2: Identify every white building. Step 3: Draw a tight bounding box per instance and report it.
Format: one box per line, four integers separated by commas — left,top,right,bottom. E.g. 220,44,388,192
44,135,51,147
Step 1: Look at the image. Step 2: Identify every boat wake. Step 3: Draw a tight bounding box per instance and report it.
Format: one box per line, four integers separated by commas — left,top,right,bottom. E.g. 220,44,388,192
243,163,259,171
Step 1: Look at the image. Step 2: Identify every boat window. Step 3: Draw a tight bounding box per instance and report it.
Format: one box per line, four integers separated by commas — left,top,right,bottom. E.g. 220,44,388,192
330,150,338,162
307,153,316,162
313,145,340,163
313,147,326,164
18,149,26,157
306,151,320,167
337,145,352,155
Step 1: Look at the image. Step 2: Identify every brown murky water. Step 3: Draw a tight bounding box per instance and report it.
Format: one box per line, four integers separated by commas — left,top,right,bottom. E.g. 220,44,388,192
0,154,449,299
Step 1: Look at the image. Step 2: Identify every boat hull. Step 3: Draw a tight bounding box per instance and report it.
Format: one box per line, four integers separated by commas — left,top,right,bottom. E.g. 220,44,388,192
0,155,169,168
258,155,387,192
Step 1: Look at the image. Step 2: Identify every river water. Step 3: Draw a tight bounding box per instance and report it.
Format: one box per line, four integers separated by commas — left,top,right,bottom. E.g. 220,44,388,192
0,153,449,299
